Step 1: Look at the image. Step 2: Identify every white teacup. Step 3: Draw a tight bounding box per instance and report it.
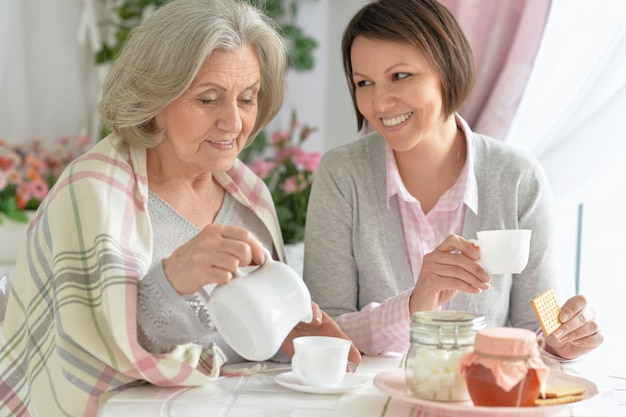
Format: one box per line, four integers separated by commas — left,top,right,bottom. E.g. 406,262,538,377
291,336,351,387
207,249,313,361
470,229,532,274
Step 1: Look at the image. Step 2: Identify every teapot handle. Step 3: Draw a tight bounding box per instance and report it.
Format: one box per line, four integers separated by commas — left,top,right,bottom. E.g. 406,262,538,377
233,247,274,277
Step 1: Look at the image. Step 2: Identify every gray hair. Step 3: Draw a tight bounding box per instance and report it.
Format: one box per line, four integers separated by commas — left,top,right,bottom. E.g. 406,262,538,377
99,0,287,147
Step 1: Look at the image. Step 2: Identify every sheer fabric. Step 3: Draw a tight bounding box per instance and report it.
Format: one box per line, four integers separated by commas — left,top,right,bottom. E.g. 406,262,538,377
505,0,626,345
0,0,98,143
438,0,626,203
506,0,626,204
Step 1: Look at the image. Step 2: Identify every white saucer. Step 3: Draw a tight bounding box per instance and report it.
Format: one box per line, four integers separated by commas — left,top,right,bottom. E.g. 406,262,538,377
274,372,368,394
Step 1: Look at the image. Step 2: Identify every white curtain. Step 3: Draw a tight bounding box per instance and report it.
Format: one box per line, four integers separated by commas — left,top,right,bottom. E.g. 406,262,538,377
0,0,99,144
506,0,626,205
506,0,626,339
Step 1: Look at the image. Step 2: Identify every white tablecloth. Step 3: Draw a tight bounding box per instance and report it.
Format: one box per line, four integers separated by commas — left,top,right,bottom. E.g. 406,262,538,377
101,348,622,417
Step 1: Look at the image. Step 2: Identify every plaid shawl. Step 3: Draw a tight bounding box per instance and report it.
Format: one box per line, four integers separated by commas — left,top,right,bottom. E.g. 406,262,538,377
0,134,284,417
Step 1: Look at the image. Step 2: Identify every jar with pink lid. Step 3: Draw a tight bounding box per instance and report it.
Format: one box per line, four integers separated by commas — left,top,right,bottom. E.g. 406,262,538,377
459,327,549,407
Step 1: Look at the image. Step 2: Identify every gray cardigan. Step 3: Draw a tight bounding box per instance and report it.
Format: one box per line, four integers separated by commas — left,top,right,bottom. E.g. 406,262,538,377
303,131,556,353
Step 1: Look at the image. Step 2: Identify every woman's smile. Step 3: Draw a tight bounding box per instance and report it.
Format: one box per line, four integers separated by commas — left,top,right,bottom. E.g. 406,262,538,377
381,111,413,127
206,139,236,150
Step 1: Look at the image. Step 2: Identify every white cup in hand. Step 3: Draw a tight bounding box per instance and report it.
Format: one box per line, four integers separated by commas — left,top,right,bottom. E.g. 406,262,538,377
470,229,532,274
291,336,351,387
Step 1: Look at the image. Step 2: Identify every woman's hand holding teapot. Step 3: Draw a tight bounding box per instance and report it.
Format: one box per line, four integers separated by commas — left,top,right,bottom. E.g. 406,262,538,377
164,224,266,295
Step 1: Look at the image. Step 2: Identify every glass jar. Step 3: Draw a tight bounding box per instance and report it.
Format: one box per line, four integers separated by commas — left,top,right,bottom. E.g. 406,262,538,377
404,310,485,401
459,327,549,407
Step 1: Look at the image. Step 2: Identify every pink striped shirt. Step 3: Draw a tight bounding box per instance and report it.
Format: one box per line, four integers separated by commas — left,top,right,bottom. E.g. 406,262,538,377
369,115,479,352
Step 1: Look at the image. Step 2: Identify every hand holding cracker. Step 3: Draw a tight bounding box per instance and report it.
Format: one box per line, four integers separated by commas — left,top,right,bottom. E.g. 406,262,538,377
531,289,603,360
531,288,562,336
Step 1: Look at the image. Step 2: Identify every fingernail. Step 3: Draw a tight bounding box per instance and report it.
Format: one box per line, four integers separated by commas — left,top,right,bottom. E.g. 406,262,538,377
553,329,563,339
560,312,569,322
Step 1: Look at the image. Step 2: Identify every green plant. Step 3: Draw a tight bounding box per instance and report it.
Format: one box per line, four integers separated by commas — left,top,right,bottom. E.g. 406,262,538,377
246,111,319,244
95,0,165,64
96,0,317,71
245,0,318,70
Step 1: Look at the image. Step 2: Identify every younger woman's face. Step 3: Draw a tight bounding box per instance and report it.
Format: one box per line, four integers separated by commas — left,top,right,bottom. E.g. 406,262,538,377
350,36,445,151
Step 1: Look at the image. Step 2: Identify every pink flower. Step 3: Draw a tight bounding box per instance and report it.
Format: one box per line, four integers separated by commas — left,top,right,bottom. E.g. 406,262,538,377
290,147,307,164
1,134,91,220
28,180,49,201
292,148,321,171
304,152,322,171
275,145,295,164
249,159,276,179
242,111,317,244
271,130,290,145
0,155,13,171
280,174,308,194
280,176,299,194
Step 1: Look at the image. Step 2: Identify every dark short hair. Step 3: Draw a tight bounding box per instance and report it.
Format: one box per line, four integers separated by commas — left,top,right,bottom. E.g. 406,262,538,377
341,0,475,131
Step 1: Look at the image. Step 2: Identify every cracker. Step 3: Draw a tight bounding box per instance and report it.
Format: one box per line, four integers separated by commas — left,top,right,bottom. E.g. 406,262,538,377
531,288,562,335
535,395,584,406
541,385,586,398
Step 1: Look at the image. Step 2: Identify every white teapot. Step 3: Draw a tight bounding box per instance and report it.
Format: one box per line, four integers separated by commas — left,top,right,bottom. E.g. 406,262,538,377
208,249,313,361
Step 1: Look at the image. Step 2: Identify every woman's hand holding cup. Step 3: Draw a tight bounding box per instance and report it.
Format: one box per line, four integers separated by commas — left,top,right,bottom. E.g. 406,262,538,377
409,234,490,313
409,230,531,313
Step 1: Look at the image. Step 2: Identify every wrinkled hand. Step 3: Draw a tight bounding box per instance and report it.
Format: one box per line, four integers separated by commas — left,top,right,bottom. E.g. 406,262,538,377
281,302,362,366
163,224,266,295
544,295,603,360
409,234,491,313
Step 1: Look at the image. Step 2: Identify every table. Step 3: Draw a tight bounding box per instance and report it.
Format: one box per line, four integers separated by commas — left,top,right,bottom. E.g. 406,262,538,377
101,346,623,417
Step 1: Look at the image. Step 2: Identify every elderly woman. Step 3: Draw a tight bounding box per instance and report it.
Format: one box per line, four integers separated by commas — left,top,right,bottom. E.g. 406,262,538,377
0,1,359,416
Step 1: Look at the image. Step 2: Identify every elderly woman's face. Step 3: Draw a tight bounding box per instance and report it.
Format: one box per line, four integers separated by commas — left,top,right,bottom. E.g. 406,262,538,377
154,45,261,173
